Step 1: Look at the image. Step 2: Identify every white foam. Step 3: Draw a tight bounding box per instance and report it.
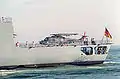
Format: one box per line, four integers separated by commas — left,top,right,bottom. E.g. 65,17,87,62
104,61,120,64
0,70,21,76
86,66,103,69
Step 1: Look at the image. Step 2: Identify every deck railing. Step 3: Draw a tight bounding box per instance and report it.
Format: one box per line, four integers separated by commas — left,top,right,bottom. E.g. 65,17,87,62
16,40,112,48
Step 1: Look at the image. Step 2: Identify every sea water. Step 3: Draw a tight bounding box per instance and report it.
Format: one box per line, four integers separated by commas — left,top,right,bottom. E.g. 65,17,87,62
0,45,120,79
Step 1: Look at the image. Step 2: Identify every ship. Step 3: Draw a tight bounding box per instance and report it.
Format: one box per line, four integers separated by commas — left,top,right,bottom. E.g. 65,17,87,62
0,17,112,69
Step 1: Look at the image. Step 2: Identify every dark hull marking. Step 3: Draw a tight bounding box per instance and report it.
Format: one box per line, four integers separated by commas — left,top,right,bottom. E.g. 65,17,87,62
67,61,104,66
0,61,104,70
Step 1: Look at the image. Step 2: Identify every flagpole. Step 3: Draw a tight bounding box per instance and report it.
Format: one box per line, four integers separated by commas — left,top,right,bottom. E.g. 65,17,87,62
106,37,108,44
101,36,104,44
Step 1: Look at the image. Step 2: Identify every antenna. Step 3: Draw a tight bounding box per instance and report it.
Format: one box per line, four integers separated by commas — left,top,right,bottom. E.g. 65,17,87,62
104,23,108,28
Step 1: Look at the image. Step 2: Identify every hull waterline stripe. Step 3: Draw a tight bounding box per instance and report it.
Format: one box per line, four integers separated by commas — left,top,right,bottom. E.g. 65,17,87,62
0,61,104,70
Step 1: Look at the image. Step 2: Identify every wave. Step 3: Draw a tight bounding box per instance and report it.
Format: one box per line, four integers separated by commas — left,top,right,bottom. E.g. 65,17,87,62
104,61,120,64
1,61,120,77
0,70,21,76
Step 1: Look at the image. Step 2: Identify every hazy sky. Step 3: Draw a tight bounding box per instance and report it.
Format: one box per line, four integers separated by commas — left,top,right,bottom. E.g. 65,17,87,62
0,0,120,44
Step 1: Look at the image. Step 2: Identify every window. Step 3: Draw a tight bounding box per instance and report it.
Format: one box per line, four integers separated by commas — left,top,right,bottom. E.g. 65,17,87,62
81,47,93,55
95,46,107,54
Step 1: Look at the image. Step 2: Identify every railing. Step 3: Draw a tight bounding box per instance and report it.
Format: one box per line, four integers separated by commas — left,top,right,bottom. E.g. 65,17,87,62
16,40,112,48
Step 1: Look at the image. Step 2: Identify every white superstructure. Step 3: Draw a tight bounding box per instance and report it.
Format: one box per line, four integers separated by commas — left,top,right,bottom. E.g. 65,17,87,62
0,17,112,69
